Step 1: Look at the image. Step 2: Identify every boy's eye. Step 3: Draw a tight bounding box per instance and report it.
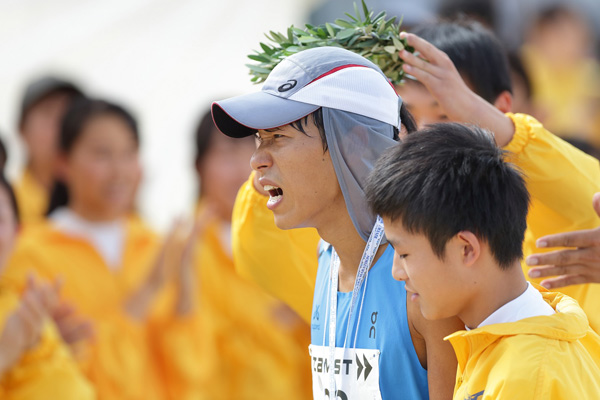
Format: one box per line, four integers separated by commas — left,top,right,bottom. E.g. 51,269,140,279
273,134,285,139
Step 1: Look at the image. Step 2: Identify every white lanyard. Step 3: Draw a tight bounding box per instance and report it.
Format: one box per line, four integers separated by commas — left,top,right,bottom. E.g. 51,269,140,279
326,216,386,398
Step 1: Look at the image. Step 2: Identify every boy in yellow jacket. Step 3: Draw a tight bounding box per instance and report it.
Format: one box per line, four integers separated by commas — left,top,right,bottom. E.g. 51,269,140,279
366,122,600,399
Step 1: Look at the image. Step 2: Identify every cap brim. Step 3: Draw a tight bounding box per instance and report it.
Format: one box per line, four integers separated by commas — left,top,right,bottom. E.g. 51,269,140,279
212,91,319,138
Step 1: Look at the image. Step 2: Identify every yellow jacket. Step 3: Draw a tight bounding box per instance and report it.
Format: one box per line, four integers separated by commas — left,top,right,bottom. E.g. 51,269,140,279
12,170,49,228
2,218,166,400
505,113,600,332
231,177,320,323
521,45,600,145
151,214,312,400
0,284,96,400
231,114,600,328
446,290,600,399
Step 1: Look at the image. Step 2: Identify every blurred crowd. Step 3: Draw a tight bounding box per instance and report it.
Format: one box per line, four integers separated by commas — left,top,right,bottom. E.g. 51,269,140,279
0,0,598,399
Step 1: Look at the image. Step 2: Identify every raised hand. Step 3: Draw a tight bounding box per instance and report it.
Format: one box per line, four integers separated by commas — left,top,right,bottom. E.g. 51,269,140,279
0,275,50,376
398,32,515,146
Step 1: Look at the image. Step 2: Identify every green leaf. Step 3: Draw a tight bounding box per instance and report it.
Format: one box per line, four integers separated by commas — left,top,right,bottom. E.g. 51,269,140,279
383,45,397,54
392,36,404,51
284,46,301,53
326,22,335,37
246,64,273,74
298,36,322,43
372,10,386,23
248,54,272,62
292,27,307,35
260,42,274,55
362,0,370,20
336,18,355,28
336,28,356,40
354,2,360,20
347,34,360,47
344,12,358,22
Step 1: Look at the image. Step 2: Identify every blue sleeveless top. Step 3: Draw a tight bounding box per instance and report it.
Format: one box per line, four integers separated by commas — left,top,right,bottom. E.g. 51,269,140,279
311,244,429,400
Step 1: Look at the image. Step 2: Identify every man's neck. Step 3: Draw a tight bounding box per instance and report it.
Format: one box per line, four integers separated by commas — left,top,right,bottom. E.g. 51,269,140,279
317,209,386,293
459,261,529,329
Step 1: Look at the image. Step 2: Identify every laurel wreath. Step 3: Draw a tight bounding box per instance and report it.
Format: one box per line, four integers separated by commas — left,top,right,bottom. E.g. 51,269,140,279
247,1,414,85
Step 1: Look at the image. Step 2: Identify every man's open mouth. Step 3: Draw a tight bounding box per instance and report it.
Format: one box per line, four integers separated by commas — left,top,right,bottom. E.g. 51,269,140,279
264,185,284,209
264,185,283,199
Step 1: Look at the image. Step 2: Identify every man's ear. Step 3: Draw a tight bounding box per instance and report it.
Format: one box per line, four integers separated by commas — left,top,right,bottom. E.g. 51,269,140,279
493,90,513,114
456,231,481,267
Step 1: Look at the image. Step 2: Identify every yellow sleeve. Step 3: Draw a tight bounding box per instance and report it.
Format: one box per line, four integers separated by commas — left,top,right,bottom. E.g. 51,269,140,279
504,113,600,233
231,172,321,323
504,113,600,332
0,290,95,400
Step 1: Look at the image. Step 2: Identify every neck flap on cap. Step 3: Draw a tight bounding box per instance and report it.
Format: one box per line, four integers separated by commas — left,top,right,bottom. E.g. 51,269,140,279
323,99,402,242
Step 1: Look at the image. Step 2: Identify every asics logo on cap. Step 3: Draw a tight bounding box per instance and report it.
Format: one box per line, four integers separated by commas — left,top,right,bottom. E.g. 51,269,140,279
278,79,297,92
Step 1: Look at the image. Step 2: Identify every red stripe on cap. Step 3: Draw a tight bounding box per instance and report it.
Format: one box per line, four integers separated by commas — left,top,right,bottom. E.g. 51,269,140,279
307,64,368,85
307,64,400,95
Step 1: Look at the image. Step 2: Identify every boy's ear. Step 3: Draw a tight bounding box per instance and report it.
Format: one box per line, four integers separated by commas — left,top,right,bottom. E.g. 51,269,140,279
493,90,513,114
456,231,481,267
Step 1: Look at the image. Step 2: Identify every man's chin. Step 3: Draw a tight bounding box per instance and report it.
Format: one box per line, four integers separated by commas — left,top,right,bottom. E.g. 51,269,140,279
273,213,303,231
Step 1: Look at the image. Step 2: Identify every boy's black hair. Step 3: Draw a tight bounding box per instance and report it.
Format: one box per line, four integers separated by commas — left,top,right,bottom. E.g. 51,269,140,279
412,18,512,104
289,103,417,151
47,98,139,215
366,123,530,269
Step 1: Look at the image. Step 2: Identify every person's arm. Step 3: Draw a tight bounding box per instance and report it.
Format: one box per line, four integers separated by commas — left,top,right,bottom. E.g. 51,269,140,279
408,297,462,400
231,172,321,323
527,193,600,288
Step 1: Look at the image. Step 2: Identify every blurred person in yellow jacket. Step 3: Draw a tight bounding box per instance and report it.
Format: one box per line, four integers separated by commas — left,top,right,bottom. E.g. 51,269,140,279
3,98,173,400
151,108,312,400
13,77,85,227
0,173,95,399
366,122,600,400
521,4,600,148
231,18,600,333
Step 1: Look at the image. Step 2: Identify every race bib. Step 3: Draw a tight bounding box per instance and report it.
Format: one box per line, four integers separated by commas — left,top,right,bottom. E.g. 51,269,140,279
309,344,382,400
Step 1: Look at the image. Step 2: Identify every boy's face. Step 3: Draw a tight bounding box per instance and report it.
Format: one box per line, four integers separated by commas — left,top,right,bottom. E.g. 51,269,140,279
251,119,344,230
395,81,448,128
383,216,466,321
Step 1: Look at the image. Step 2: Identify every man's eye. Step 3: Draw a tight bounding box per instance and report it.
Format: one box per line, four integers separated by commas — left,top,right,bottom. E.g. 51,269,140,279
273,134,284,139
398,254,408,259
